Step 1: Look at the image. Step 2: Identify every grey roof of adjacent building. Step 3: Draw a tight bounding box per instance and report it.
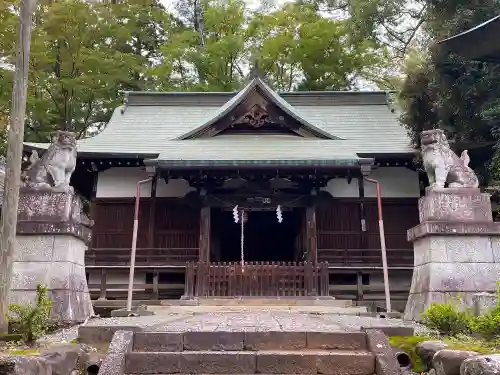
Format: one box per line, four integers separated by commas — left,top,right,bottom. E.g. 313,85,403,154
25,78,415,164
438,16,500,63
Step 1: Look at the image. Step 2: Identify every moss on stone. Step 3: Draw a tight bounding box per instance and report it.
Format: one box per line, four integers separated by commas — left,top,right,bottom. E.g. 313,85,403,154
388,335,500,372
7,348,40,356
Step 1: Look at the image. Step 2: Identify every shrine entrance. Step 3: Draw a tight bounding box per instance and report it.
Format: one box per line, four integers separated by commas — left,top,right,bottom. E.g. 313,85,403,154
211,208,302,263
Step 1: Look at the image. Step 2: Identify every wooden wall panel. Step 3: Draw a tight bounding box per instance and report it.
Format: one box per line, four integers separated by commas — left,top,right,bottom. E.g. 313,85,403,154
317,198,418,251
317,200,362,249
154,199,200,249
91,198,200,250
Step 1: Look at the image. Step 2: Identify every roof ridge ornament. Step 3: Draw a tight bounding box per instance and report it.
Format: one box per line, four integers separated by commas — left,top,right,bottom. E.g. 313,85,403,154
121,92,129,114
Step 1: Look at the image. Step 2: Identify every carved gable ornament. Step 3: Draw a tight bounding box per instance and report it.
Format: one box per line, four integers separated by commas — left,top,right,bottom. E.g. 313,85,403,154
176,77,339,140
233,103,271,128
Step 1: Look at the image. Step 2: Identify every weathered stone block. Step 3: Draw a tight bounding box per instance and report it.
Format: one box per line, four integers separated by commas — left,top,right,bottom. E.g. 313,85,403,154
416,341,449,372
11,231,93,323
405,231,500,320
97,353,125,375
183,331,244,351
316,351,375,375
413,236,495,265
126,352,256,374
306,331,367,350
244,331,306,350
256,351,316,374
108,330,134,354
472,292,498,316
365,330,401,375
133,332,183,352
418,189,492,223
78,326,142,346
0,355,52,375
409,262,500,293
433,349,478,375
460,354,500,375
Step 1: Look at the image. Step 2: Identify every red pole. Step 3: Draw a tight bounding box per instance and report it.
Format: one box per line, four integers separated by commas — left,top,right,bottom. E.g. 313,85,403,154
364,177,392,312
126,178,152,311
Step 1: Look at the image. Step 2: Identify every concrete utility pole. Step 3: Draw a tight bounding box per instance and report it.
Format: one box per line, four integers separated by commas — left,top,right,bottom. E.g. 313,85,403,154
0,0,38,333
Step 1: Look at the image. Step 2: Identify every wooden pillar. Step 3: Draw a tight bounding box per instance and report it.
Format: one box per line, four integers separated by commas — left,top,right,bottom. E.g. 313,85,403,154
89,170,98,250
306,205,317,264
358,177,367,249
151,269,159,300
148,174,158,248
98,268,107,300
199,206,211,263
356,271,364,301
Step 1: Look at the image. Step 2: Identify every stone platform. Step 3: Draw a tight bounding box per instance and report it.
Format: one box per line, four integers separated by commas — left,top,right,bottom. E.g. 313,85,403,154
89,311,414,375
77,310,416,346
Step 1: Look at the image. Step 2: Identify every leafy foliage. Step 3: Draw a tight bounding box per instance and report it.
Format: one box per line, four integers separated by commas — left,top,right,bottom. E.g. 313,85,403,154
7,283,52,344
0,0,397,140
399,0,500,186
420,284,500,340
420,300,472,336
468,284,500,340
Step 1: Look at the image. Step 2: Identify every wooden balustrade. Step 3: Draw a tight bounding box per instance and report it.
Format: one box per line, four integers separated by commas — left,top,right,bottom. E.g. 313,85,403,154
317,248,414,267
184,261,329,298
85,248,199,266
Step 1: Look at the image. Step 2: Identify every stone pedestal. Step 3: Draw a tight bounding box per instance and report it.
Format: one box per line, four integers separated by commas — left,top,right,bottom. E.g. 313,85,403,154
404,188,500,321
9,190,94,323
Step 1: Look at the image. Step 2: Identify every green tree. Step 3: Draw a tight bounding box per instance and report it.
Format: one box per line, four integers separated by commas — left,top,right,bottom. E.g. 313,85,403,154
0,0,170,142
153,0,247,91
399,0,500,185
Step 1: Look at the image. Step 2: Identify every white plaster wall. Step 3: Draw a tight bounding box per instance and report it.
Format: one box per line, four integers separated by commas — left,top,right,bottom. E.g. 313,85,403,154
96,167,195,198
321,167,420,198
156,178,196,197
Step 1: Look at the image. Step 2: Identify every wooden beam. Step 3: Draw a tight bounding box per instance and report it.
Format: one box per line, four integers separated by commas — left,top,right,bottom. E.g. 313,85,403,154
199,206,211,263
306,205,317,264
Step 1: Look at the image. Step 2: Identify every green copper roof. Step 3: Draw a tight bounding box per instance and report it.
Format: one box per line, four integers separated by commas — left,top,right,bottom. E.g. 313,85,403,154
24,82,414,164
177,77,340,140
141,135,367,168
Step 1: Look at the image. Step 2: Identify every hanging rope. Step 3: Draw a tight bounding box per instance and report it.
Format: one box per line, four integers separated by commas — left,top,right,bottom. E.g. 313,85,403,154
240,210,245,270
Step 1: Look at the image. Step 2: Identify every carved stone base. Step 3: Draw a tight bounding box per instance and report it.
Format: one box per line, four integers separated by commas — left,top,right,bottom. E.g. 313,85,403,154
10,190,94,323
404,235,500,321
419,188,492,223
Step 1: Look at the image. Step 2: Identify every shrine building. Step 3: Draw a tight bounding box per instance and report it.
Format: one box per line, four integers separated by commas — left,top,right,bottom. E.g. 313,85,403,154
25,77,420,310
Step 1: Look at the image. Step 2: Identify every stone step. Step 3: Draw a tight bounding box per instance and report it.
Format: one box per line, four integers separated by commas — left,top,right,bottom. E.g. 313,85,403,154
133,331,368,352
125,350,375,374
177,298,354,307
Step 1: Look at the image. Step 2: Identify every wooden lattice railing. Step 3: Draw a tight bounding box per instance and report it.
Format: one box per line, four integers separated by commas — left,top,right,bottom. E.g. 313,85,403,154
184,261,329,298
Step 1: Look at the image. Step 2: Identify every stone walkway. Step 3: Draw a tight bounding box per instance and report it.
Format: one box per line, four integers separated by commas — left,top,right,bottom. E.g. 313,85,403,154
40,310,423,345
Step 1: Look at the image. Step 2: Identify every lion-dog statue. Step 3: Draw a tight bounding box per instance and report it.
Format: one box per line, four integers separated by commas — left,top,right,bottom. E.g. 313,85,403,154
421,129,478,189
22,130,77,193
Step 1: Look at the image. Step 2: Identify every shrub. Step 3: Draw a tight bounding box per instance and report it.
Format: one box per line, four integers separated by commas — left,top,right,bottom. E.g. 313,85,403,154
469,284,500,340
7,283,52,344
420,300,471,336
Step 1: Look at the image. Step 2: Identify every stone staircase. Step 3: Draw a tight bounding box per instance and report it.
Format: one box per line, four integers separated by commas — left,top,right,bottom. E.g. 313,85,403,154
97,329,401,375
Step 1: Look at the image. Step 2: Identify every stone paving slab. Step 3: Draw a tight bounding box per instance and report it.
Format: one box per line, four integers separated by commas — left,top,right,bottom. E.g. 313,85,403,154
79,311,420,335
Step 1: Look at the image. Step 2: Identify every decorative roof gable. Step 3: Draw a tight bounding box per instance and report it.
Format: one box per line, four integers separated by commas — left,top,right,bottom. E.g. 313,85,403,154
177,77,341,140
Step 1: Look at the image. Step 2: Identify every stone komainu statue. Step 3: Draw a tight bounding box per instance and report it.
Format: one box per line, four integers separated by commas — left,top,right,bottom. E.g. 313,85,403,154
22,130,77,193
421,129,479,189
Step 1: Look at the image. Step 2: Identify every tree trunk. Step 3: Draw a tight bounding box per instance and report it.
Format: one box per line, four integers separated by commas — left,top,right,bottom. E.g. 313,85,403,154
0,0,38,334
